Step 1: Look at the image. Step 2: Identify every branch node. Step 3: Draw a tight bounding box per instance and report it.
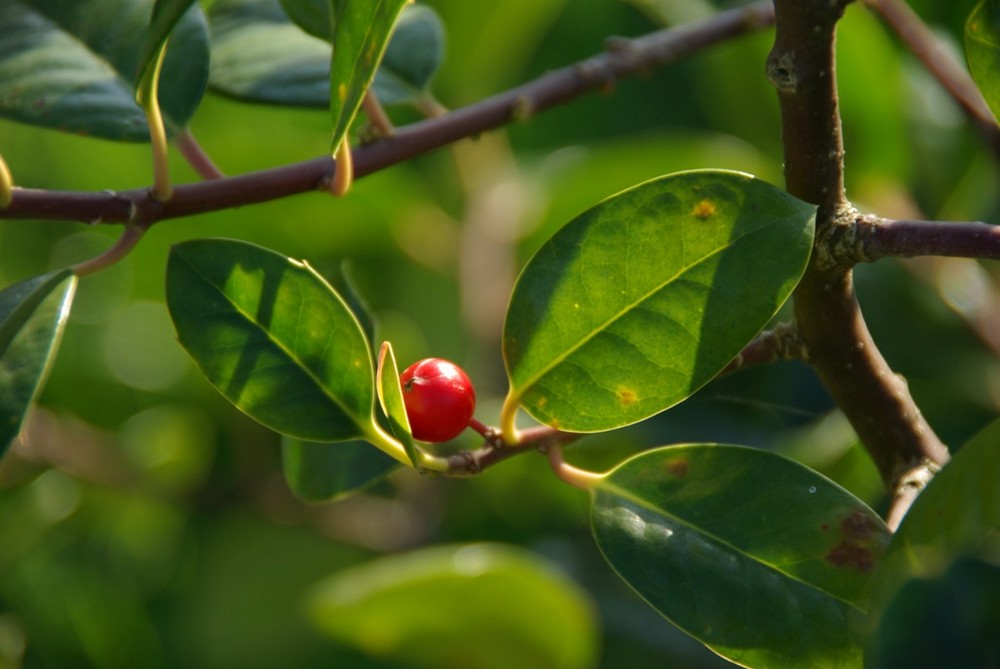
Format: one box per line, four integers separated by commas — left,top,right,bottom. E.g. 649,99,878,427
885,458,942,531
813,204,882,270
766,50,799,93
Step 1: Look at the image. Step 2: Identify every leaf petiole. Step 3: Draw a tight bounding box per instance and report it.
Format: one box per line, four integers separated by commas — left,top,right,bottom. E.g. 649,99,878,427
136,43,172,201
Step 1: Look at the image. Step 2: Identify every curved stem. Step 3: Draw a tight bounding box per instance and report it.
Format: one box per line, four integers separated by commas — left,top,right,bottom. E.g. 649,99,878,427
138,44,173,202
329,143,353,196
174,128,225,180
498,387,521,446
362,91,395,137
70,225,145,277
547,444,602,490
0,152,12,208
365,421,422,468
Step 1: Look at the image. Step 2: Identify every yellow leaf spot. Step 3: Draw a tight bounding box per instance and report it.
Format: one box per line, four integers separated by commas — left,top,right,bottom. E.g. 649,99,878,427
617,387,638,406
692,199,716,220
338,83,348,102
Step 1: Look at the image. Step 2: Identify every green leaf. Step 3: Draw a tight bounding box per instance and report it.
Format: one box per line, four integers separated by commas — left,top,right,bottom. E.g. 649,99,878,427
869,418,1000,621
866,557,1000,669
966,0,1000,123
278,0,328,38
371,5,445,106
206,0,332,107
281,436,397,502
307,543,599,669
376,342,418,467
165,238,378,443
0,0,209,141
0,271,77,457
328,0,410,152
136,0,198,89
504,170,815,433
591,444,888,669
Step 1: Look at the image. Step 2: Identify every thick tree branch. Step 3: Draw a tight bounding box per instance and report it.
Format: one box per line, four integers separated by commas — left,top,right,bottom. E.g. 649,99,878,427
863,0,1000,162
769,0,950,489
0,0,774,225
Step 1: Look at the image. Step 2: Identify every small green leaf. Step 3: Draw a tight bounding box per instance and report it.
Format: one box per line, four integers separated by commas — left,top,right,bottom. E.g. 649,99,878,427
592,444,888,669
307,543,599,669
372,5,445,106
281,436,397,502
328,0,410,152
165,238,377,443
504,170,815,433
0,0,209,141
278,0,328,38
0,271,77,456
136,0,198,89
870,418,1000,622
376,341,418,467
966,0,1000,123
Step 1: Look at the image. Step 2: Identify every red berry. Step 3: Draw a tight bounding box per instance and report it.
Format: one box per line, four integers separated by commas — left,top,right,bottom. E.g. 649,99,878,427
399,358,476,443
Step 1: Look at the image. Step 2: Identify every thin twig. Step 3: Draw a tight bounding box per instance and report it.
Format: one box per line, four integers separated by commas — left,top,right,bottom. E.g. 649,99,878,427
174,128,225,180
70,225,145,276
722,322,805,373
863,0,1000,161
0,0,775,225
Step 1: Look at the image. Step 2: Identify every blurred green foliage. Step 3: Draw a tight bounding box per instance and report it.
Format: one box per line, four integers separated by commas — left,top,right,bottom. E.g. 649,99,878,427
0,0,998,667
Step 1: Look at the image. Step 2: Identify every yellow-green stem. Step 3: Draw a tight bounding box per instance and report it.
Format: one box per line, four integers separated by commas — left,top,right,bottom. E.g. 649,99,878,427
0,153,12,208
138,44,172,201
365,422,449,472
547,444,602,490
329,142,353,196
499,387,521,446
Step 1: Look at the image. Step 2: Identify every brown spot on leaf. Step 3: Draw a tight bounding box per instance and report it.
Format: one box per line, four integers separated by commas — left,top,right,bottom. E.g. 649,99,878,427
692,199,716,220
665,458,689,478
826,542,876,572
824,509,884,572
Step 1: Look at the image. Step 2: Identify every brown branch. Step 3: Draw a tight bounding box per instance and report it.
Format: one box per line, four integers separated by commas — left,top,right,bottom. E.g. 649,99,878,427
848,215,1000,262
444,425,581,476
0,0,775,225
721,322,805,374
768,0,950,488
863,0,1000,162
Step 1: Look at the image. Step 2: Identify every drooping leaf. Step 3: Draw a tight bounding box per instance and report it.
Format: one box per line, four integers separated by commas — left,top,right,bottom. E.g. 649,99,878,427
591,444,888,669
307,543,598,669
208,0,443,108
0,271,77,456
504,170,815,433
281,436,397,502
328,0,410,152
136,0,198,89
165,238,377,443
206,0,332,106
869,418,1000,621
0,0,209,141
966,0,1000,123
376,341,418,467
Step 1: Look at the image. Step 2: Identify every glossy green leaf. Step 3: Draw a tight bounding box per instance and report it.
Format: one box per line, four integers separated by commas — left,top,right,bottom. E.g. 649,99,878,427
870,418,1000,621
278,0,329,38
281,436,397,503
376,342,417,467
206,0,332,106
0,271,77,457
0,0,209,141
328,0,410,152
308,543,598,669
592,444,888,669
504,170,815,433
165,238,377,443
966,0,1000,123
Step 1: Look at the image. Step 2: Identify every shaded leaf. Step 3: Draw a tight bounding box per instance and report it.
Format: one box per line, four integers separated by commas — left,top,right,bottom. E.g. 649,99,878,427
866,557,1000,669
281,436,397,502
136,0,198,88
372,5,445,106
870,418,1000,620
966,0,1000,123
308,543,598,669
376,341,417,467
165,238,377,442
0,271,77,456
328,0,410,152
0,0,209,141
207,0,332,106
592,444,888,669
504,170,815,433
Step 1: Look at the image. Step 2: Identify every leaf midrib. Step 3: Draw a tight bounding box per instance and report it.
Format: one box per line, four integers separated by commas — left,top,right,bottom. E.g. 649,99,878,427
178,252,370,433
